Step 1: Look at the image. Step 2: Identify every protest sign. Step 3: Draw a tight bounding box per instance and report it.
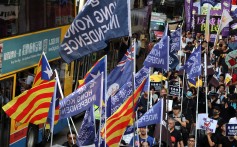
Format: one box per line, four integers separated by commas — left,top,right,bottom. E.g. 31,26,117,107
226,124,237,136
169,85,182,96
150,82,162,91
197,114,217,133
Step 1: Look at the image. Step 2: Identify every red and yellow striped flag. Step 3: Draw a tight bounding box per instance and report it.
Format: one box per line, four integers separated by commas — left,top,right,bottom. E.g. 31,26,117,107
101,79,146,147
2,80,55,125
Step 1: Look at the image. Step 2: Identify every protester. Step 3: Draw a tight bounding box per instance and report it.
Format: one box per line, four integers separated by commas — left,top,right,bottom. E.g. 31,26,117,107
187,135,195,147
62,131,78,147
129,127,154,147
168,118,184,147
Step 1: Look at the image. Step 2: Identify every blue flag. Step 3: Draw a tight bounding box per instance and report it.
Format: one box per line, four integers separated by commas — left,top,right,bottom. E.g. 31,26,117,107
136,99,163,128
79,56,106,87
169,53,179,70
59,0,131,63
107,45,134,97
78,106,96,146
143,35,169,70
183,45,202,79
59,74,103,119
170,28,181,53
41,53,53,81
108,66,149,116
47,79,60,132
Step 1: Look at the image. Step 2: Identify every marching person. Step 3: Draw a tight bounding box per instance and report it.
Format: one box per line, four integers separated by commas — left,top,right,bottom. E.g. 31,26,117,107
62,131,78,147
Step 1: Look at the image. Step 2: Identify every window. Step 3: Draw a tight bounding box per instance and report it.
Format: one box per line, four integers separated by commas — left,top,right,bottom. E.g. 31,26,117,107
0,0,75,39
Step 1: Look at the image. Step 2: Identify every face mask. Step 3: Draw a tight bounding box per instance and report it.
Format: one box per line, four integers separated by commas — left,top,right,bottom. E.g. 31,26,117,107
187,91,193,97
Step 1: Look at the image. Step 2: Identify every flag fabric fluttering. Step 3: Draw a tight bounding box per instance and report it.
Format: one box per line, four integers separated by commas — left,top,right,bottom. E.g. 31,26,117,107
107,45,134,97
107,66,149,116
182,45,202,79
2,80,56,125
46,79,60,132
143,35,169,71
101,79,146,147
136,99,163,128
59,0,131,63
33,52,53,87
219,9,233,32
60,74,103,119
78,106,96,146
78,56,106,88
170,28,181,53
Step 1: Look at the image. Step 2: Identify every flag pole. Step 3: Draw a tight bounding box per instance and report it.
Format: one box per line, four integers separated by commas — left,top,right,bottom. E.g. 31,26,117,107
98,72,104,147
104,55,108,147
159,99,164,147
50,70,58,147
132,72,136,147
180,54,186,115
204,52,208,114
195,76,200,147
136,111,140,145
146,67,151,142
56,71,77,145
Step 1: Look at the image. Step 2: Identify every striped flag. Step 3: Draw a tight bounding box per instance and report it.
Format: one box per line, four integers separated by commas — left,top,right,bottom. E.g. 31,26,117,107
33,52,53,87
2,80,56,125
47,79,60,132
101,79,146,147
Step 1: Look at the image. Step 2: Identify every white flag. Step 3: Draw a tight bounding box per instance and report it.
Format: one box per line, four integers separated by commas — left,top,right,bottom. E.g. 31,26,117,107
219,9,233,32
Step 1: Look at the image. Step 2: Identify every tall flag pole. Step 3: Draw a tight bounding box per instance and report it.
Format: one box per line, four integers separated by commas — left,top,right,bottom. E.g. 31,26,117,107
205,4,211,114
50,70,59,147
56,71,79,145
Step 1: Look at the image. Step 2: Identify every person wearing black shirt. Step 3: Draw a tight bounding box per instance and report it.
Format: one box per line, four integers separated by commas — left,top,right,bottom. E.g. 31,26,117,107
62,131,78,147
137,92,149,117
183,42,194,59
168,118,184,147
217,44,232,74
200,130,217,147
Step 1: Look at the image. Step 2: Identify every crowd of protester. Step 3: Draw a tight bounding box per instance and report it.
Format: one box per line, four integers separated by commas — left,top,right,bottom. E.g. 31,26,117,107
119,31,237,147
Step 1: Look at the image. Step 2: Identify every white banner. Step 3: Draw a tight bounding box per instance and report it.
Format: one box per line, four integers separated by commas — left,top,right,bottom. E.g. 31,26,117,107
198,113,217,133
0,5,19,20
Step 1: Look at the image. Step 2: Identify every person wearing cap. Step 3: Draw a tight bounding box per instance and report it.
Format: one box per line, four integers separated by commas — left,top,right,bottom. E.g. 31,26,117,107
168,118,184,147
169,104,188,146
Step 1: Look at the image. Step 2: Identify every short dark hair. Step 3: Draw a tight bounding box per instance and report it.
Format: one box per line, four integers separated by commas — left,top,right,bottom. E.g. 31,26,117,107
189,135,195,139
67,130,76,137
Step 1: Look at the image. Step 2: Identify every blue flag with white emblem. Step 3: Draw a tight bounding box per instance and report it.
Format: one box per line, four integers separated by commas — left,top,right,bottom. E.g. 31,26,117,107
59,0,131,63
170,28,181,53
183,45,202,79
136,99,163,128
143,35,169,71
107,66,149,116
107,45,134,97
169,53,179,70
78,106,96,146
